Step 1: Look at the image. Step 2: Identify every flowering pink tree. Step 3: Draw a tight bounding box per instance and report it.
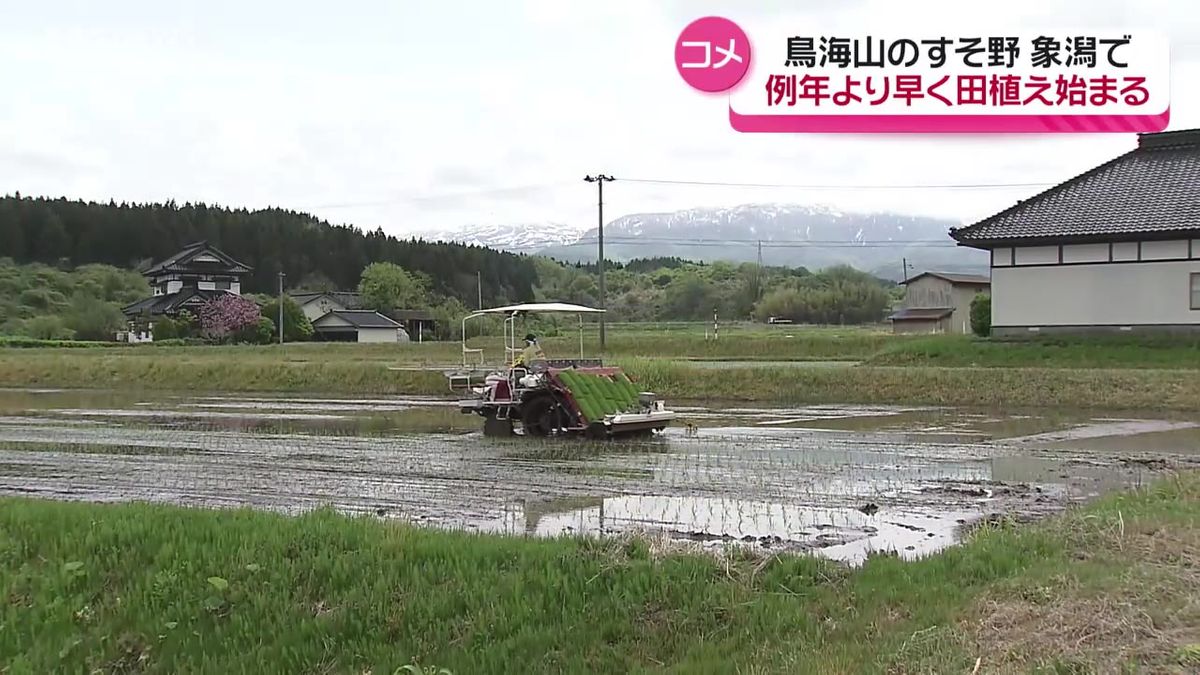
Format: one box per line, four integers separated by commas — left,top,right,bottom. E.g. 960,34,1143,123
198,295,262,342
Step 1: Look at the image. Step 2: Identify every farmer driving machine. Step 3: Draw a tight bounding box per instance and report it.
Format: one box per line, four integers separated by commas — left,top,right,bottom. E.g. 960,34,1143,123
446,303,676,439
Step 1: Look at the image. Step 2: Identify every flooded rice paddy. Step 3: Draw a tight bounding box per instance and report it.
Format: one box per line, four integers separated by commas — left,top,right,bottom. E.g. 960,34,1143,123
1,388,1197,564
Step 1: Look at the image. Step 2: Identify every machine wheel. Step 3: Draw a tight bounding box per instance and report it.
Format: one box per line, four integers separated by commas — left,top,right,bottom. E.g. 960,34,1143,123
483,413,513,437
584,422,609,440
521,395,570,437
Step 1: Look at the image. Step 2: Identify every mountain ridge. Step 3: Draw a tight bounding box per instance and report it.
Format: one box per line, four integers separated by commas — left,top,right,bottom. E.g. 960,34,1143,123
429,203,987,281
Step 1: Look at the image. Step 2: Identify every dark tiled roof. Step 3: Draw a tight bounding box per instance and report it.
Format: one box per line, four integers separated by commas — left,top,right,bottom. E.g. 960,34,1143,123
888,307,953,321
121,288,236,317
902,272,990,286
290,291,363,309
314,310,401,329
143,241,253,276
950,128,1200,247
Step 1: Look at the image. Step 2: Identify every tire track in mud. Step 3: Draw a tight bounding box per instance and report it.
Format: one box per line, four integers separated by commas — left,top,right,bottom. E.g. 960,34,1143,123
0,402,1187,561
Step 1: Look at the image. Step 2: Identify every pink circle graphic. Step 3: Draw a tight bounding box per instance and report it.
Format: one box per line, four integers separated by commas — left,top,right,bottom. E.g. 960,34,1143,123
674,16,751,93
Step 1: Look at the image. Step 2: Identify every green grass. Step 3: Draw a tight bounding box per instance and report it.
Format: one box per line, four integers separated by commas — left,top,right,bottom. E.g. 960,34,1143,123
3,475,1199,673
0,325,898,363
868,335,1200,368
2,350,1200,410
623,359,1200,410
4,329,1200,410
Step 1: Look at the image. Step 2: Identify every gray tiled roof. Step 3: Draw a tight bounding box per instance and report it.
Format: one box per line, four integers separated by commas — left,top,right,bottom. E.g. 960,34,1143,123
888,307,953,321
143,241,253,276
903,272,990,286
290,291,363,309
121,287,236,317
317,310,401,328
950,128,1200,247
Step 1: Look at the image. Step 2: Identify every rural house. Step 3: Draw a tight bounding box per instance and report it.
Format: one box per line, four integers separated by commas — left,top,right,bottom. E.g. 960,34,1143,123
291,291,365,323
291,291,436,341
120,241,253,342
950,128,1200,336
311,309,409,343
888,272,990,334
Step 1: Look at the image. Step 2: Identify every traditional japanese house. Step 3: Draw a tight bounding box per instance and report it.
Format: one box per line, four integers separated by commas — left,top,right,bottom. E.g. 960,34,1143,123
950,128,1200,336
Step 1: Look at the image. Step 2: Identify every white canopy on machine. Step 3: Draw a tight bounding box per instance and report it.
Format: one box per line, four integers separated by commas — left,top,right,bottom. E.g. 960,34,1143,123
460,302,604,366
468,302,605,317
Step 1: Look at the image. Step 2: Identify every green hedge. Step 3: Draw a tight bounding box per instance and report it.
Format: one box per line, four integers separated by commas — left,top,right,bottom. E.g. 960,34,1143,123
0,336,210,349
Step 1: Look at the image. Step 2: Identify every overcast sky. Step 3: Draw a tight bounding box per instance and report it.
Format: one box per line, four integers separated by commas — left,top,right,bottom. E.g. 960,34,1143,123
1,0,1197,237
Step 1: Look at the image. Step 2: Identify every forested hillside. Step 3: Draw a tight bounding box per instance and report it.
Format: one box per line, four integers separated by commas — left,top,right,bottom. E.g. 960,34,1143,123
0,195,902,339
0,260,149,339
537,258,897,324
0,195,538,306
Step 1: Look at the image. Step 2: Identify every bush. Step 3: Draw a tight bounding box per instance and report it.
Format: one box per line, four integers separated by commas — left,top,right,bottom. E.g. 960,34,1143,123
261,297,314,342
62,294,126,341
19,315,76,340
147,337,208,347
0,336,113,348
175,310,199,339
153,316,180,340
970,294,991,337
198,295,262,341
233,316,275,345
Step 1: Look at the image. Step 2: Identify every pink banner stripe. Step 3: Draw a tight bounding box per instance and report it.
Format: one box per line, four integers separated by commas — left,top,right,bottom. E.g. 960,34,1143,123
728,109,1171,134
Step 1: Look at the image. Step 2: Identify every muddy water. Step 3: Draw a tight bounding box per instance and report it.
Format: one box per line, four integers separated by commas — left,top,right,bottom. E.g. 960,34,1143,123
0,388,1196,565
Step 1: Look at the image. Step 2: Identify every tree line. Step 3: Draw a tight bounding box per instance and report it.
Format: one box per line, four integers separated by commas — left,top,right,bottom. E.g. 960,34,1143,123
0,194,901,341
0,194,538,307
535,258,898,325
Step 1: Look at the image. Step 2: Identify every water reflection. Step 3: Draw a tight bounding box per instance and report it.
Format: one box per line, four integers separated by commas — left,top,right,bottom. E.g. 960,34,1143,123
0,388,1194,563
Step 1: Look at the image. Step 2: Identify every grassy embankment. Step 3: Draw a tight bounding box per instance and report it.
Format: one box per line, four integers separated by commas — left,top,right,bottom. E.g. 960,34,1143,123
2,330,1200,410
867,334,1200,369
3,475,1199,673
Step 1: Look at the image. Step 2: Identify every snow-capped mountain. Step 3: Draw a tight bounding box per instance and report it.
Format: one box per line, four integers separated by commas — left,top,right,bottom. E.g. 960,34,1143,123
424,222,587,252
423,204,987,280
541,204,987,280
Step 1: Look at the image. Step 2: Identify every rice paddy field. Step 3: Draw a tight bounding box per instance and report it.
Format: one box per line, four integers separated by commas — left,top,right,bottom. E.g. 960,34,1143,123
2,326,1199,409
3,325,1200,671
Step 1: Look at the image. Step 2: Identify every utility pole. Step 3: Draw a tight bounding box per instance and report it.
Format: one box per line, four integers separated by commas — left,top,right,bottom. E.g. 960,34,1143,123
583,174,614,349
277,271,286,345
756,239,763,301
901,257,909,282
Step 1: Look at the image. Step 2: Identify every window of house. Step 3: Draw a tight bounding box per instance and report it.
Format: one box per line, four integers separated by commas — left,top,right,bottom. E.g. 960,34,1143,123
1192,273,1200,310
214,279,231,291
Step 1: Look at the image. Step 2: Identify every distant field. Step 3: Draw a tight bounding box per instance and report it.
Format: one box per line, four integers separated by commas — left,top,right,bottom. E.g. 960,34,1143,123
3,327,1200,409
2,353,1199,410
0,323,900,363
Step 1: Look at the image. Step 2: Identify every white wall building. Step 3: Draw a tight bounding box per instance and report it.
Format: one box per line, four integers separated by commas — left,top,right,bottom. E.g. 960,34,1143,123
291,292,362,323
950,128,1200,337
311,310,409,343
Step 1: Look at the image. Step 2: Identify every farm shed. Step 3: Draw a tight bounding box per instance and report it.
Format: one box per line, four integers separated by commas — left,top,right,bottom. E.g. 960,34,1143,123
888,272,990,334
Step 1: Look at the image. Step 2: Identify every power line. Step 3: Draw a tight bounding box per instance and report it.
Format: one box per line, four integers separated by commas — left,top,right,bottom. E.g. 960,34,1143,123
297,174,1049,213
579,236,955,244
536,241,958,250
615,177,1056,190
304,181,572,210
